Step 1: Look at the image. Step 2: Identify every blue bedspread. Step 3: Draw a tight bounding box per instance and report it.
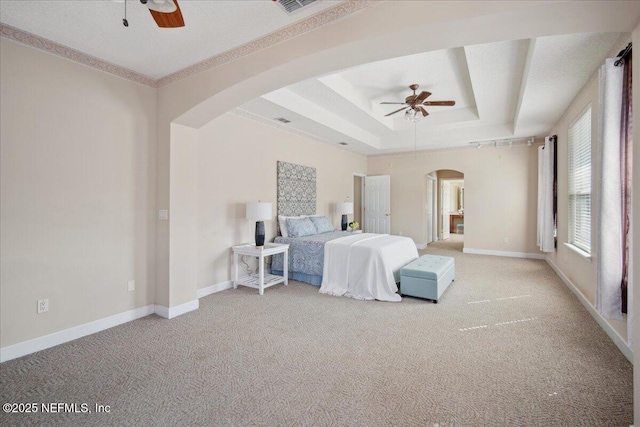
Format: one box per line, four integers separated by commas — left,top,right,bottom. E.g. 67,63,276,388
271,231,351,283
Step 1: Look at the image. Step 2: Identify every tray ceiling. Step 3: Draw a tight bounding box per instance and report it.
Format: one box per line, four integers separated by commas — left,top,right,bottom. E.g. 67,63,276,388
238,32,625,154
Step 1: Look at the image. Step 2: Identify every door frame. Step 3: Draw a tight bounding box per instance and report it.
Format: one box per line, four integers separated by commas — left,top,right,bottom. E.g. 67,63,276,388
354,172,366,229
426,175,437,244
439,177,464,240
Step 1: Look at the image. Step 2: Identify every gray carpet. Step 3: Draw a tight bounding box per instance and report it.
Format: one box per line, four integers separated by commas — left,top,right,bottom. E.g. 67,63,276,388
0,236,632,426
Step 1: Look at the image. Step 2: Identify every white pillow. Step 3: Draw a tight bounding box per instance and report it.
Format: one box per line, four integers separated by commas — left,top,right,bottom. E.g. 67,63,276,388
278,215,303,238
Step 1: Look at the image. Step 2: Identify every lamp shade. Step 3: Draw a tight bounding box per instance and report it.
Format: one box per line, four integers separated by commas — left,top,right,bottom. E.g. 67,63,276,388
336,202,353,215
246,202,272,220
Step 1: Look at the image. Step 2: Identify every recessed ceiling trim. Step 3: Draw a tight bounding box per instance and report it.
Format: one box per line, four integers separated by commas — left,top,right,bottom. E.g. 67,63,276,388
0,24,157,88
512,38,536,134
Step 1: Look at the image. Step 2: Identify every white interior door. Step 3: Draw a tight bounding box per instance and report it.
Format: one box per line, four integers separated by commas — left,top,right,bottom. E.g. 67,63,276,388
441,181,450,240
426,177,435,244
364,175,390,234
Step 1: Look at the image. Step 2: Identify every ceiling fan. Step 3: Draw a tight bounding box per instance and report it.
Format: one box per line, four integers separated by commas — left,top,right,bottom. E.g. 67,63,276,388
381,84,455,117
122,0,185,28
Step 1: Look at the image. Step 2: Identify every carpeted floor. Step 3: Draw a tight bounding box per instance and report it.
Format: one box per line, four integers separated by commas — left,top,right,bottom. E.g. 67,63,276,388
0,236,632,426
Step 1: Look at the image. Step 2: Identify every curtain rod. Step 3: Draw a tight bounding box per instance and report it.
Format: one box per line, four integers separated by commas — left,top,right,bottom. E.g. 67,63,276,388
615,43,632,67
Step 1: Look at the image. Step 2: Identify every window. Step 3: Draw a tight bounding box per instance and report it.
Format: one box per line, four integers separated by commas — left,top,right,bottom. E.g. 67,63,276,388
568,106,592,254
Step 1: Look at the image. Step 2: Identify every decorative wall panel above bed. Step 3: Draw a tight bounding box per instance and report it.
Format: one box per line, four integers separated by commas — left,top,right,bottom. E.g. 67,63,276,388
277,161,316,217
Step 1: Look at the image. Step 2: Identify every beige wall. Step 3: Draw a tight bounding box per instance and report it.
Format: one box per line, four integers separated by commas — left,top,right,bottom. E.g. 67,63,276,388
0,39,157,347
368,145,539,254
169,124,199,307
546,44,629,343
196,113,367,289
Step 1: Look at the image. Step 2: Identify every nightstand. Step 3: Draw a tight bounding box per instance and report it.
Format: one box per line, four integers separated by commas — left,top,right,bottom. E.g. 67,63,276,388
232,243,289,295
349,230,363,234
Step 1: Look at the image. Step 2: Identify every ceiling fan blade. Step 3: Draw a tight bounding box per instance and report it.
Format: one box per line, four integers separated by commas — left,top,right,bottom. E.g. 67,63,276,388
380,102,407,105
149,0,185,28
418,106,429,117
384,106,409,117
422,101,456,106
414,91,432,103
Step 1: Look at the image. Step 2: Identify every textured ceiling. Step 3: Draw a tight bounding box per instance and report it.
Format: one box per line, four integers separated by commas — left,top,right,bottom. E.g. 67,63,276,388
0,0,344,79
239,32,625,154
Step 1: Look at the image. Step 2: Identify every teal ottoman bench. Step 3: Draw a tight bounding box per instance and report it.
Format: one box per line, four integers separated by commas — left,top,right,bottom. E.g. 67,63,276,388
400,255,455,303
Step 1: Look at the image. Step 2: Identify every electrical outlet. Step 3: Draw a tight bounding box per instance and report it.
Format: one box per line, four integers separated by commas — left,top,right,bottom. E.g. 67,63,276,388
128,280,135,292
37,299,49,314
504,237,509,243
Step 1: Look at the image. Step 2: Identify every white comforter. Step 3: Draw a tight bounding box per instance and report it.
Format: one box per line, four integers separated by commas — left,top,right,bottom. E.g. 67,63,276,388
319,233,419,302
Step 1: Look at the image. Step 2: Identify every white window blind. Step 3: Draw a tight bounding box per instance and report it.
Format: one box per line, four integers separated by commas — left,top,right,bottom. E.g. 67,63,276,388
568,107,592,254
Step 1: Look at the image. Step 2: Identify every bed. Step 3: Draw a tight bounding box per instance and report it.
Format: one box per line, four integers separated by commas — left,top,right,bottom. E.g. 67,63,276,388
272,161,418,301
271,231,418,301
271,231,349,286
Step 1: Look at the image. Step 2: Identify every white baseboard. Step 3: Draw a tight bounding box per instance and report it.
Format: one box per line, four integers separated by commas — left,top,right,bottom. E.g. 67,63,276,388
154,299,199,319
416,243,428,250
463,248,545,259
0,304,155,363
1,280,235,363
545,256,632,363
197,280,233,299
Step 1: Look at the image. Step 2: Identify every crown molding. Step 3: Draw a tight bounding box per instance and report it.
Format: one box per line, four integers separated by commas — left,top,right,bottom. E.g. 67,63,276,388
0,23,157,88
1,1,376,90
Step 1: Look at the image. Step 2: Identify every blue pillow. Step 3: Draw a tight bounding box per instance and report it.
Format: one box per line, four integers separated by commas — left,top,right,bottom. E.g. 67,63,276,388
286,217,317,238
310,216,335,234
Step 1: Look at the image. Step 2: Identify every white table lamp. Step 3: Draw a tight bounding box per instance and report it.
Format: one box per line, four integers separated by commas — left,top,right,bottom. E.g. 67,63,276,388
246,202,272,247
336,202,353,231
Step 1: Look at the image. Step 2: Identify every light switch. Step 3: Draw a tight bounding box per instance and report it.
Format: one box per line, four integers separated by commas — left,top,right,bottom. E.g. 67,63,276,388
159,210,169,220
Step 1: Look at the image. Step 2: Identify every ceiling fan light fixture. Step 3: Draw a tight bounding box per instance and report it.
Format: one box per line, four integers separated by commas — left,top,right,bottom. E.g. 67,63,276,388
382,84,454,121
144,0,177,13
404,109,420,123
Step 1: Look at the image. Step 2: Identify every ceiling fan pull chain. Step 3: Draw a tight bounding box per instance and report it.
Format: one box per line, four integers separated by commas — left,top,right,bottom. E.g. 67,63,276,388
123,0,129,27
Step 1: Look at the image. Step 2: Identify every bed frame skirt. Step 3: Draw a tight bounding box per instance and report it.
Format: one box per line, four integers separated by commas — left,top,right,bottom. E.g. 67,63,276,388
271,269,322,286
